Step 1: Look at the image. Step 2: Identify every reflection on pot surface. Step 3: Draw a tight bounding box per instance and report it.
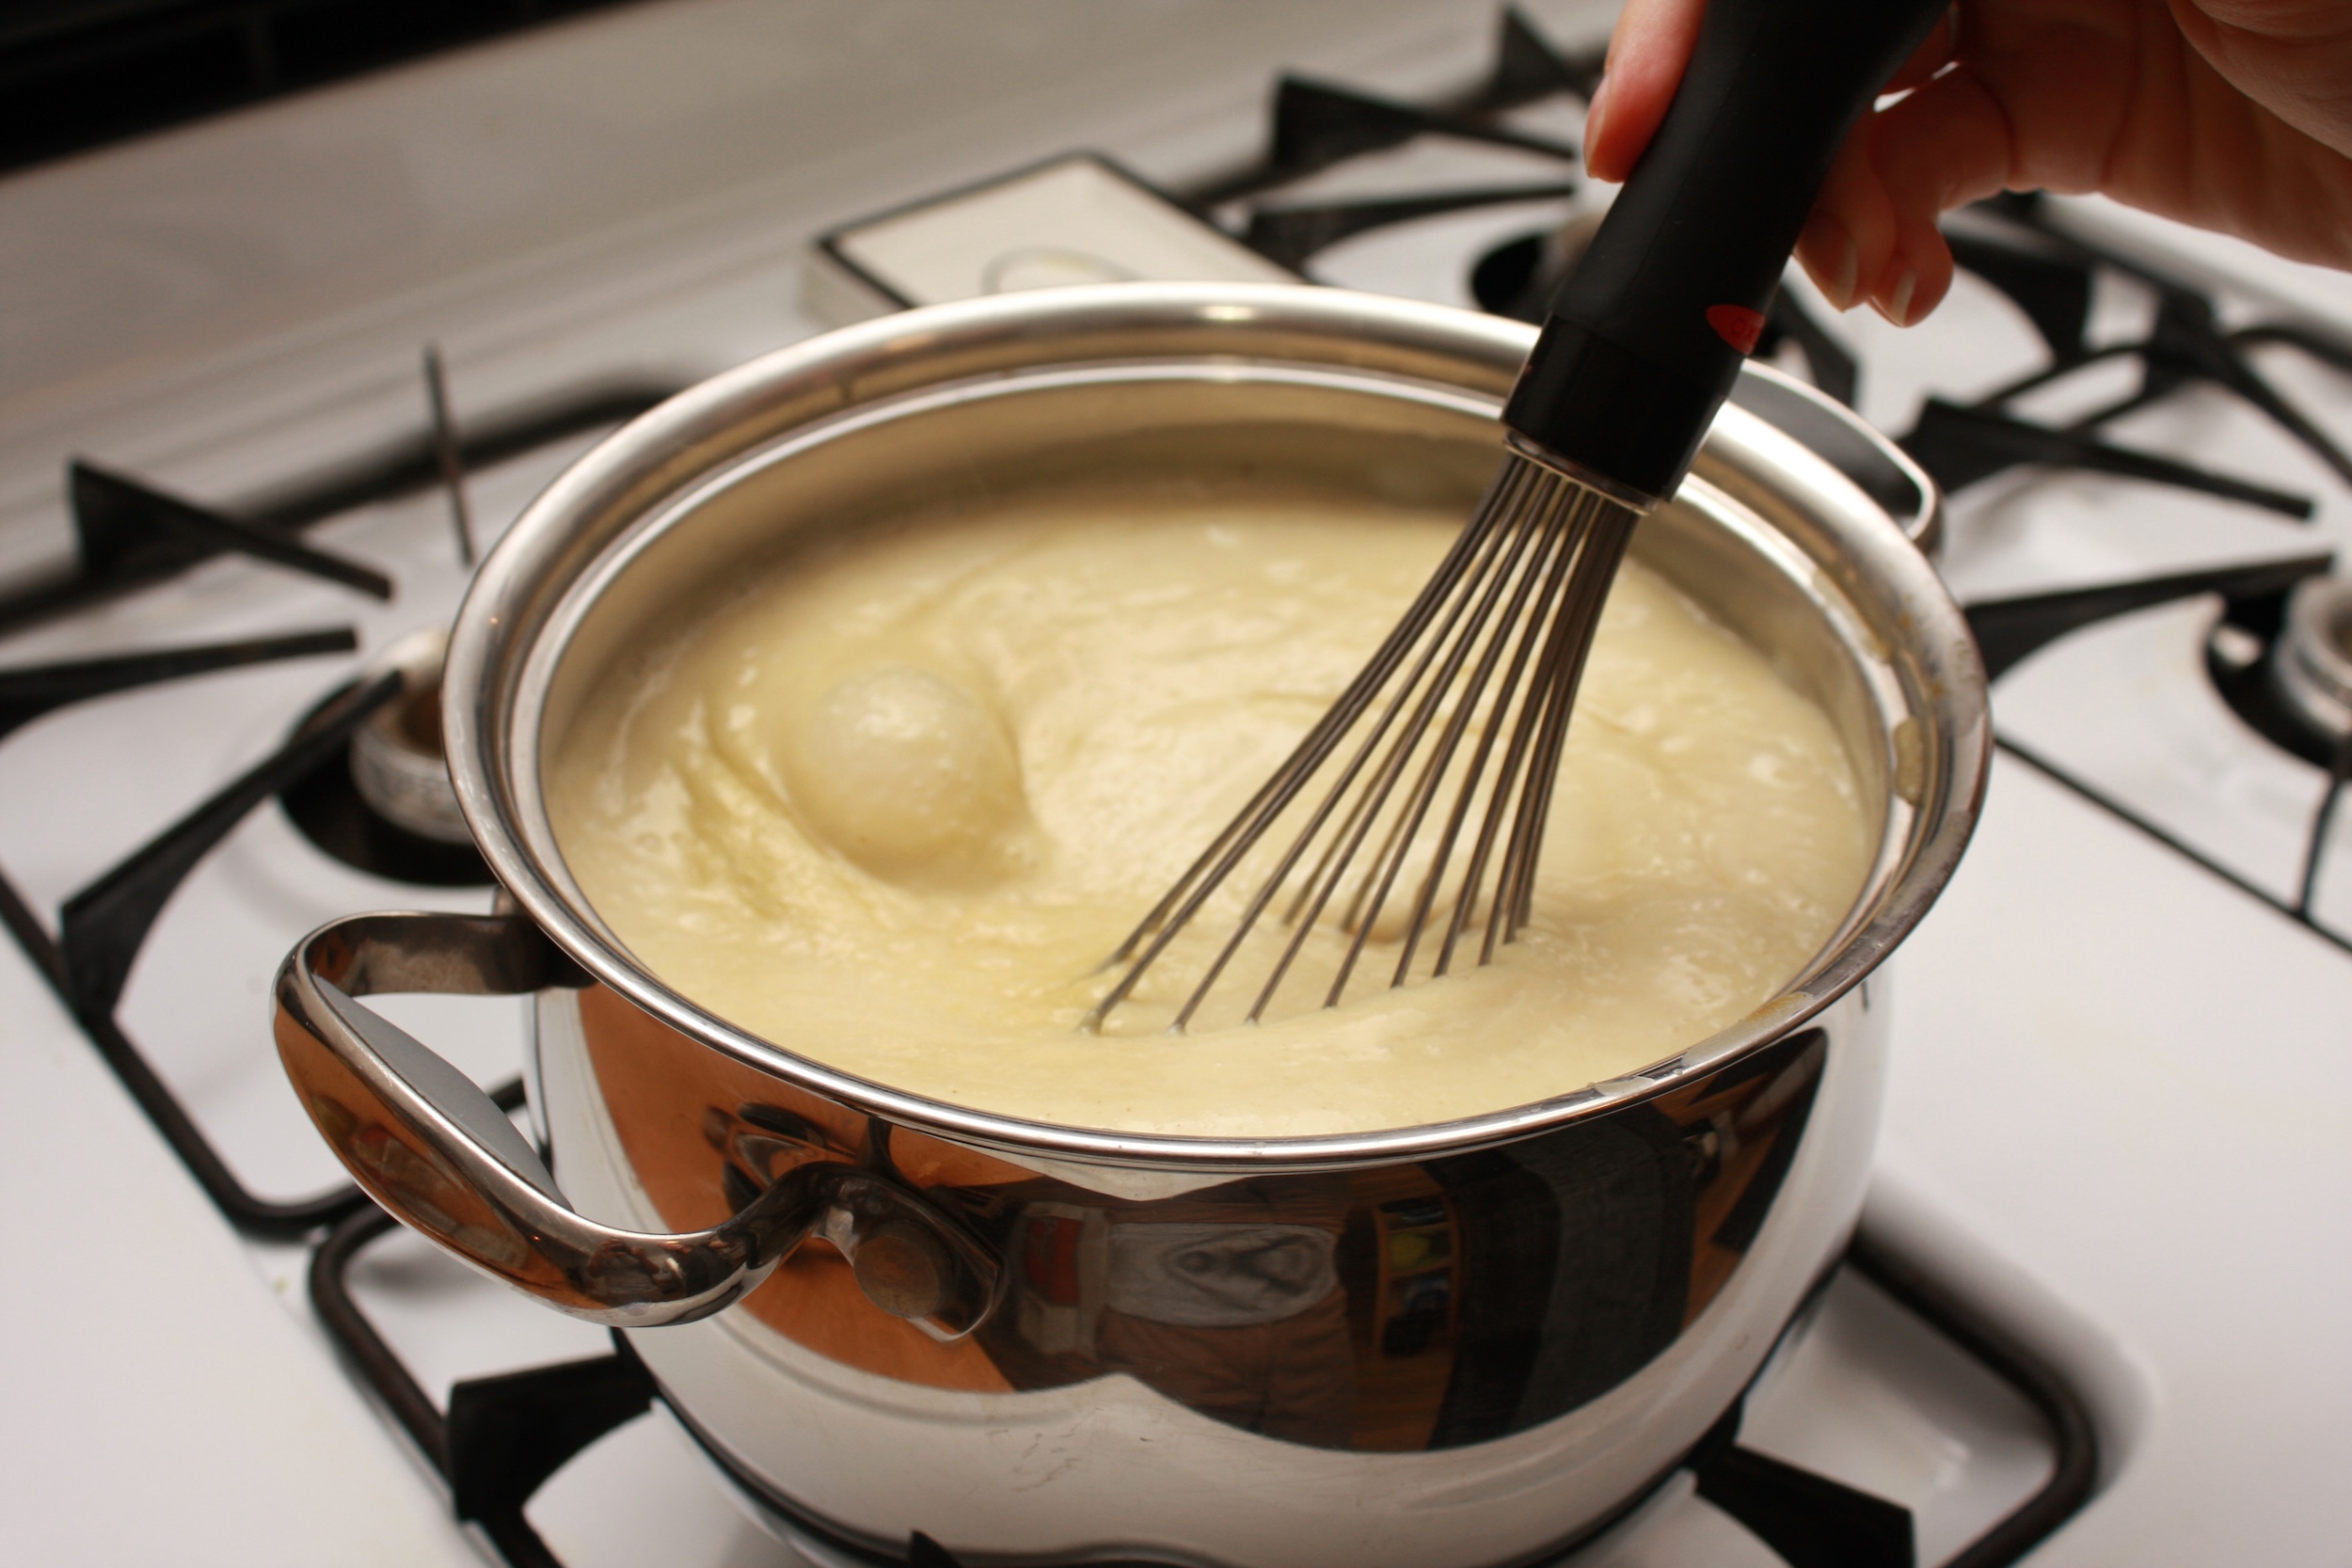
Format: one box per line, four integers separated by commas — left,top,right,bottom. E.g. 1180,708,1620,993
597,980,1826,1452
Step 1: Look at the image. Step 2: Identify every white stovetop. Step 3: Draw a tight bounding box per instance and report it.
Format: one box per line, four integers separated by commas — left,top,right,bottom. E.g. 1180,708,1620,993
3,2,2350,1564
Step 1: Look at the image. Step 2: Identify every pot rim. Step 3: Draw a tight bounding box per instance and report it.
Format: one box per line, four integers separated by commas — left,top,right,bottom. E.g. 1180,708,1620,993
445,281,1989,1173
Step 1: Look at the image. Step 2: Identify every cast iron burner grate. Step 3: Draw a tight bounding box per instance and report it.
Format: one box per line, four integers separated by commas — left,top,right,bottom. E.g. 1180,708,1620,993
1197,8,1607,317
1899,194,2352,522
0,358,675,641
308,1209,2095,1568
1962,555,2352,950
0,354,677,1236
1895,205,2352,944
0,631,391,1237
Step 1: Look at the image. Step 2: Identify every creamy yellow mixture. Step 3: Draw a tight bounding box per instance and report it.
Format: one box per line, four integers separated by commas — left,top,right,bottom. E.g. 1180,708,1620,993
548,488,1872,1136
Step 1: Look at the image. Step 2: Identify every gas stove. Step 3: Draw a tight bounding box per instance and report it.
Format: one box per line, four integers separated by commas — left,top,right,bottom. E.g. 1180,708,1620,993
2,4,2347,1565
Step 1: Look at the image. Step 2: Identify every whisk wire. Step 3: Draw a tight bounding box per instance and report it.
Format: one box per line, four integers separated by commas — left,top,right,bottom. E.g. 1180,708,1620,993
1328,474,1577,1005
1089,467,1530,1033
1216,471,1541,1026
1442,554,1579,974
1089,451,1642,1035
1492,504,1636,950
1280,470,1535,936
1314,484,1552,939
1092,462,1524,992
1415,483,1595,982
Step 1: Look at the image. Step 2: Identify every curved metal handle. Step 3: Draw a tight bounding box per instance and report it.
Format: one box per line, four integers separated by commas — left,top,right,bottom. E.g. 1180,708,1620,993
274,910,1000,1335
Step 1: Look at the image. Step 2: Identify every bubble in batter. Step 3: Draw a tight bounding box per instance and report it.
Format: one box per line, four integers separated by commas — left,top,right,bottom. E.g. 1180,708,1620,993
779,664,1026,884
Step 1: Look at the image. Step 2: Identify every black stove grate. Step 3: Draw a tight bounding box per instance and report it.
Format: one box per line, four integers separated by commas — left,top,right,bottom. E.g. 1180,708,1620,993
1909,200,2352,940
1963,553,2352,950
1891,193,2352,524
0,626,381,1236
1188,10,1601,211
1996,730,2352,953
1202,7,1604,327
0,357,674,1236
0,373,675,640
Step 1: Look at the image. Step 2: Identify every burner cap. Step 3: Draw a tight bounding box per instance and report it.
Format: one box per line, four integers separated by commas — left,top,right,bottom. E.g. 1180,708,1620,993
349,626,471,844
2270,576,2352,746
278,626,488,887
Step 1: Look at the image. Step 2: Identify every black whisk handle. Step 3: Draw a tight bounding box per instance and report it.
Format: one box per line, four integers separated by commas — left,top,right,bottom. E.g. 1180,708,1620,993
1504,0,1949,501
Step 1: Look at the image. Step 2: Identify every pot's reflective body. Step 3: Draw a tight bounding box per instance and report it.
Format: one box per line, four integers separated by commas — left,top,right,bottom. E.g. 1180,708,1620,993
534,975,1883,1565
276,285,1986,1567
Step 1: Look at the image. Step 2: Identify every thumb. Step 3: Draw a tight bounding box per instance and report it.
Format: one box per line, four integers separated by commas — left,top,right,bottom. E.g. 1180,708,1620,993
1585,0,1708,182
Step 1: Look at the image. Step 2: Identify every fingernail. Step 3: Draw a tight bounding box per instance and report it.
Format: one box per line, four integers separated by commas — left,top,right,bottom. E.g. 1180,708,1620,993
1878,267,1919,326
1804,216,1858,309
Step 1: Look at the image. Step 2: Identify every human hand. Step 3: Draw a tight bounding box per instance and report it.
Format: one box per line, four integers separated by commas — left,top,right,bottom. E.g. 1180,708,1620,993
1583,0,2352,325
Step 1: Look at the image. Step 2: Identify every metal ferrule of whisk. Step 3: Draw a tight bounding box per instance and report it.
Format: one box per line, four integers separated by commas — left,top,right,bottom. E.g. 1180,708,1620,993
1086,441,1650,1035
1086,0,1956,1033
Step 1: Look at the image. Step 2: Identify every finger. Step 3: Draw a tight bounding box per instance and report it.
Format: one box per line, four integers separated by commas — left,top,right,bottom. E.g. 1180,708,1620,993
1584,0,1706,182
1860,71,2017,322
1589,0,1955,181
1793,2,1962,310
1795,130,1892,313
1798,67,2017,325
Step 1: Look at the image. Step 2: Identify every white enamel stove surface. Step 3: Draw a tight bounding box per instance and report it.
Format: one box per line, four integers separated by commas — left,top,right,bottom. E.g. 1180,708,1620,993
1,1,2348,1563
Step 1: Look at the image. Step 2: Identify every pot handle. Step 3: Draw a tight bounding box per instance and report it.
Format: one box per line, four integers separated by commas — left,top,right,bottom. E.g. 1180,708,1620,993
274,910,1000,1337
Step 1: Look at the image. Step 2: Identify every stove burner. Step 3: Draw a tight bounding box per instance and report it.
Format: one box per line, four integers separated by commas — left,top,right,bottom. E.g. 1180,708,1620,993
2270,575,2352,748
2201,570,2352,916
1467,212,1599,323
2197,566,2352,770
1963,551,2352,948
279,651,490,887
346,626,473,847
0,358,679,1241
283,620,487,884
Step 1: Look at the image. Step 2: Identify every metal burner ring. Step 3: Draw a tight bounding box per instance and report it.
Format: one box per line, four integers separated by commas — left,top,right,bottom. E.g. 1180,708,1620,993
348,625,472,844
2270,576,2352,746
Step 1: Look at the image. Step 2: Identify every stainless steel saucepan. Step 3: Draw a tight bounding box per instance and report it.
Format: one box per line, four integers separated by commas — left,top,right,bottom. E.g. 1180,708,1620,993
275,283,1985,1567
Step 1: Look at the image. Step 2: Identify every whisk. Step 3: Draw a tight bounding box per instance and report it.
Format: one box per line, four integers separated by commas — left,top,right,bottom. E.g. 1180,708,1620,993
1089,0,1948,1033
